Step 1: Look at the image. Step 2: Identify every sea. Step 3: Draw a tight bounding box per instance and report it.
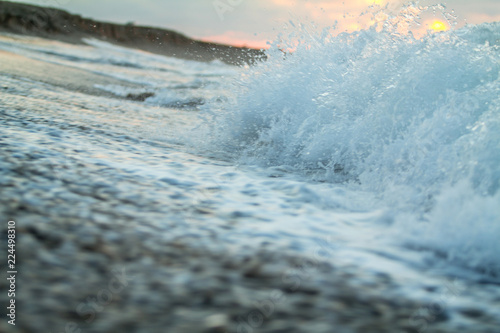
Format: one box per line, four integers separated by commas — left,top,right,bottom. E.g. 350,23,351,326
1,5,499,330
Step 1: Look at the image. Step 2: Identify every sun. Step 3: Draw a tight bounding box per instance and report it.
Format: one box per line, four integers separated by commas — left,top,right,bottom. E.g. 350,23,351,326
430,20,448,32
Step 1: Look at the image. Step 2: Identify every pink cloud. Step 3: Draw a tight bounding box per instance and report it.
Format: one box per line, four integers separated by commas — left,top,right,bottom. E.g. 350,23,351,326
200,31,270,49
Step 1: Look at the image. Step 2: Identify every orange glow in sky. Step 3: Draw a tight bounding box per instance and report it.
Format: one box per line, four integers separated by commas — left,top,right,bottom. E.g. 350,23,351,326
206,2,461,48
430,20,448,32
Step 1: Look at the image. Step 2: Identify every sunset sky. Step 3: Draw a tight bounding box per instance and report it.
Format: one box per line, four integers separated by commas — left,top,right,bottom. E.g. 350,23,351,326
6,0,500,48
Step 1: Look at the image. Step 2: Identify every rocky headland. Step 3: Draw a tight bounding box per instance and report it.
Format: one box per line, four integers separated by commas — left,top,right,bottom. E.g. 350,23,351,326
0,1,266,66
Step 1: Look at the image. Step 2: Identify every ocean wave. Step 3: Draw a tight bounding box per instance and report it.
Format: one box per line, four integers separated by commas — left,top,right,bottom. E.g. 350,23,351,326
203,7,500,275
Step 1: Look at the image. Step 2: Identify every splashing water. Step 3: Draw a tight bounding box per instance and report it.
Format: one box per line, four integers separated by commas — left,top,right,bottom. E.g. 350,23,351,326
201,4,500,276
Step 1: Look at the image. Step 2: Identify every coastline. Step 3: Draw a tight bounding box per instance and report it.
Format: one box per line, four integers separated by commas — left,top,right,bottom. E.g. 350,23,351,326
0,1,266,66
1,7,500,333
1,40,499,333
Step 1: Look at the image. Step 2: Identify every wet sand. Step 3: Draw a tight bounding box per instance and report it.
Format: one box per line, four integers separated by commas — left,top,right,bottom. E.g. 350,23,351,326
0,48,141,98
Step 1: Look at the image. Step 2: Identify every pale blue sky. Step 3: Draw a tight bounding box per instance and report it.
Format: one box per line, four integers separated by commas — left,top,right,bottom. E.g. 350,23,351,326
6,0,500,47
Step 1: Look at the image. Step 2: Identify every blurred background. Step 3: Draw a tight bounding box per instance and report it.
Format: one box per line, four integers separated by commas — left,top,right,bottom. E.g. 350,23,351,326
5,0,500,48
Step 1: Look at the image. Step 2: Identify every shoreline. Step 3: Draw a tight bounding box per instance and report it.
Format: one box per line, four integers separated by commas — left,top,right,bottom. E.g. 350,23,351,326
1,13,500,333
0,1,266,66
0,48,144,99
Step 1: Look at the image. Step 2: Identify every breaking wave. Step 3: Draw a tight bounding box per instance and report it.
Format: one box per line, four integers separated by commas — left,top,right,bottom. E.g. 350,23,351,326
204,5,500,276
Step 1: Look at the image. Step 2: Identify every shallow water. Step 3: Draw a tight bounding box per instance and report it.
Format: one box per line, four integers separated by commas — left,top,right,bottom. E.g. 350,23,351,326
1,13,499,328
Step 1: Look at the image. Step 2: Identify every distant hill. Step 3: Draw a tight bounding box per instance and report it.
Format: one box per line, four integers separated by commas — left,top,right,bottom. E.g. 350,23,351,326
0,1,266,66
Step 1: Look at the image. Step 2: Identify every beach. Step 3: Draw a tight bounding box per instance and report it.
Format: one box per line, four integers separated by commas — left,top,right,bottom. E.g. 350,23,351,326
1,6,500,333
